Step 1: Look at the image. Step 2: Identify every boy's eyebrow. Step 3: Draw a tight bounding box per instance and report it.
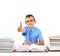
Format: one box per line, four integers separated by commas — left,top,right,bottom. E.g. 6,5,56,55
25,17,35,21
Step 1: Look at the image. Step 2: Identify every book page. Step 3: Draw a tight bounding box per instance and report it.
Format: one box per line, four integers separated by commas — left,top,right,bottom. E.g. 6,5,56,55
13,45,30,52
29,44,48,52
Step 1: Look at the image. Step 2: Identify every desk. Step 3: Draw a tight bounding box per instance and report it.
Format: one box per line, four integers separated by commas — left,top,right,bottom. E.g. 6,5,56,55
0,52,60,56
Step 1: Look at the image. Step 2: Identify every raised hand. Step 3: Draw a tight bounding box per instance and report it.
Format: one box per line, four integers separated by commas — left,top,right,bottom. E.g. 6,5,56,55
20,21,22,28
17,21,25,32
17,21,22,32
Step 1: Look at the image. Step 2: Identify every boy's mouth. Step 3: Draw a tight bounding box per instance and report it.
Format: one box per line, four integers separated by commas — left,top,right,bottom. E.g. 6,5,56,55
29,24,32,26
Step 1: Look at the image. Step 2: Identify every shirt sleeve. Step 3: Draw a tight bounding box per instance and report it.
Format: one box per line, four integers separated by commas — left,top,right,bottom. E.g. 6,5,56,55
22,27,27,36
38,30,44,41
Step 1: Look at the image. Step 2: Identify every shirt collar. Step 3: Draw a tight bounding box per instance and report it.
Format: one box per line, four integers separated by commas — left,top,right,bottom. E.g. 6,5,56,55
28,27,36,32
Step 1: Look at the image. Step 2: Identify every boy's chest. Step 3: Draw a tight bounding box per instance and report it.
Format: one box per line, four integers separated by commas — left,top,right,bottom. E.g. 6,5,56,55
27,31,38,38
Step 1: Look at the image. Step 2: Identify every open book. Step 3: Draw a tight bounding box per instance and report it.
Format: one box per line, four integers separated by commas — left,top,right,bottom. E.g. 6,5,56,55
13,44,48,52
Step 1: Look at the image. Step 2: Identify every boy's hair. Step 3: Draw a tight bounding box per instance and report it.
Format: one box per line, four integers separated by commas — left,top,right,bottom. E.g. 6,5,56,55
25,14,35,21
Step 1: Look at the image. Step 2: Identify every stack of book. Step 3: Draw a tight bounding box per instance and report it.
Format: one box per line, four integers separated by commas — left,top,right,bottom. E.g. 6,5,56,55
0,37,14,53
48,35,60,52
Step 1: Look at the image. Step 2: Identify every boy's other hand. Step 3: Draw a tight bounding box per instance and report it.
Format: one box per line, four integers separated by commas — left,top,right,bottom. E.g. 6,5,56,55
24,40,31,46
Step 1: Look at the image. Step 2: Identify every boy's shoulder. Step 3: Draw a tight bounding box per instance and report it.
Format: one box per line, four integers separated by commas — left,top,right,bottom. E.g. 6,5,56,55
34,27,42,33
34,27,40,30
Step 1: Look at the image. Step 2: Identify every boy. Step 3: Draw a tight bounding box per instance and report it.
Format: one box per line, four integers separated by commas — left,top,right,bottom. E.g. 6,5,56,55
17,14,44,45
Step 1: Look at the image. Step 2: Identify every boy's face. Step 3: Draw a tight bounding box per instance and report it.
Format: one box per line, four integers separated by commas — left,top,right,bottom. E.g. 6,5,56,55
25,16,36,29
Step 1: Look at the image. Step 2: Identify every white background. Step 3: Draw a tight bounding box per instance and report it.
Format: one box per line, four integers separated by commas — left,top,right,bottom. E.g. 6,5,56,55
0,0,60,55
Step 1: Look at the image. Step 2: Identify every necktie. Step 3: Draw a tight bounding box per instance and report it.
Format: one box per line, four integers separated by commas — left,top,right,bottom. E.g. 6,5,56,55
29,30,32,43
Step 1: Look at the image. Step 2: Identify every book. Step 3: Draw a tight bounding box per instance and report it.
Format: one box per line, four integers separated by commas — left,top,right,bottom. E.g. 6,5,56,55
0,44,14,49
49,35,60,39
49,35,60,41
13,44,48,52
48,45,60,51
0,37,14,53
0,37,14,46
48,35,60,52
50,39,60,42
0,37,13,42
50,42,60,46
0,49,13,53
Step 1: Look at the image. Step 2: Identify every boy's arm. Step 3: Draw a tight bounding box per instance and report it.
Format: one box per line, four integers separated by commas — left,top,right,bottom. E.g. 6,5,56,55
36,30,44,45
17,21,26,33
36,40,44,45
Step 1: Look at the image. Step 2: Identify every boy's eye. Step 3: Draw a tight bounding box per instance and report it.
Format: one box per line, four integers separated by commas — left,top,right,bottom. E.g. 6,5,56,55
26,20,34,23
30,20,34,22
26,21,29,23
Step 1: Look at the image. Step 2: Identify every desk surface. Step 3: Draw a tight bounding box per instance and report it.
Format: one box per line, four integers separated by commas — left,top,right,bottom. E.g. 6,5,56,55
0,52,60,56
